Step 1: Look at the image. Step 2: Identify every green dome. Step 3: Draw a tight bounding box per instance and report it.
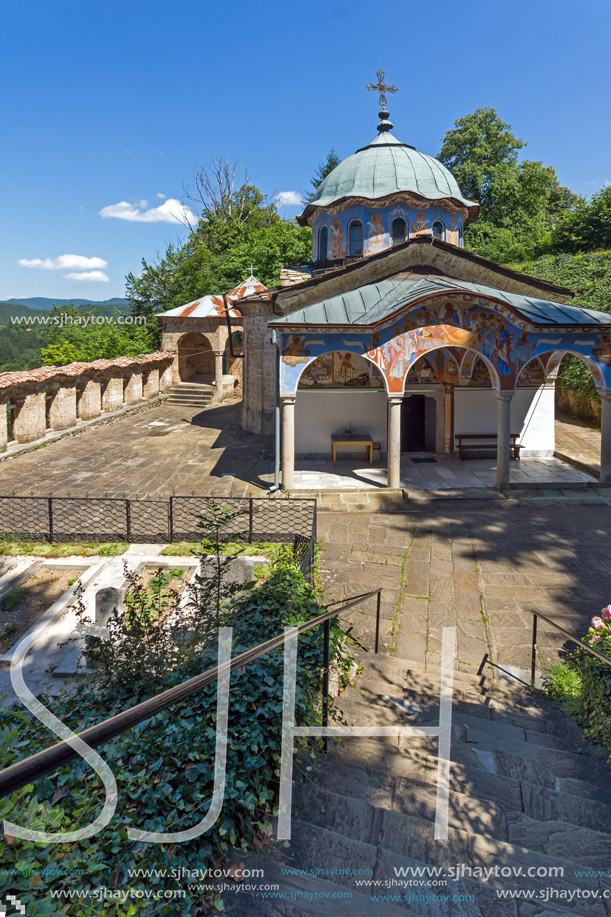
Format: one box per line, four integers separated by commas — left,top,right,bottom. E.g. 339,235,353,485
298,131,478,224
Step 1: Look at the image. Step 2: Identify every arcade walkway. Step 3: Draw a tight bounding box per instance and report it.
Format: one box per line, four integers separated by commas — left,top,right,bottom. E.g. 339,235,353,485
284,453,593,491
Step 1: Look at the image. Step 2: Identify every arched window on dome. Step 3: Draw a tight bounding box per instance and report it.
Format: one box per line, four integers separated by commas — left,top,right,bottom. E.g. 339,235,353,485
348,220,364,257
391,218,407,246
319,225,328,261
432,220,445,241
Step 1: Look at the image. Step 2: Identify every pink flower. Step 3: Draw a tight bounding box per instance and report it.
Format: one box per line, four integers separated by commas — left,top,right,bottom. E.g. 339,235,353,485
602,606,611,622
591,617,605,631
590,634,602,644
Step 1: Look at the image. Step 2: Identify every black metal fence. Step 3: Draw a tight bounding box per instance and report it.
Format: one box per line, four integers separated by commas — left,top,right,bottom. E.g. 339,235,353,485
0,495,317,575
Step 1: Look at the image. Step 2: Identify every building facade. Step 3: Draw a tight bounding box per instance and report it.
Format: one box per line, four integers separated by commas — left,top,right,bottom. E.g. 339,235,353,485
238,96,611,487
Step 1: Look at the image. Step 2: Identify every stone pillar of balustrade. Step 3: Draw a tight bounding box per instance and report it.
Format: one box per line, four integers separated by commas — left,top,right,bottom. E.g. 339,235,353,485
143,368,160,400
123,371,143,405
0,403,7,452
47,385,77,431
13,392,46,443
102,376,124,413
77,379,102,420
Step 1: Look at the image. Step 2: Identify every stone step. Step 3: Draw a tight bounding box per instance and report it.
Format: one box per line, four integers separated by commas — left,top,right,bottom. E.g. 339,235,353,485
289,786,607,914
268,818,480,915
506,812,611,867
219,854,409,917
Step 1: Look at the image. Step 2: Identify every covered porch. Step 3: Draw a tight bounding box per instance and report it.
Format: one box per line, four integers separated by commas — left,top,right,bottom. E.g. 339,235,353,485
271,276,611,491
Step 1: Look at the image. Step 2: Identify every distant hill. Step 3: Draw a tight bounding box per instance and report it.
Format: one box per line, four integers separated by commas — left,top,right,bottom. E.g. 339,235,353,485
0,302,39,325
5,297,130,312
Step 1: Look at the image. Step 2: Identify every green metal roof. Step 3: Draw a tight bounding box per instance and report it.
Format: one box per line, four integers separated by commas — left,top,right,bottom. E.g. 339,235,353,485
269,276,611,328
299,132,477,221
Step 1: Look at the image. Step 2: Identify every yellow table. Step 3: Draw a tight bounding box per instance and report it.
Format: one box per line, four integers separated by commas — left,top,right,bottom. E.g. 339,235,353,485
331,433,374,466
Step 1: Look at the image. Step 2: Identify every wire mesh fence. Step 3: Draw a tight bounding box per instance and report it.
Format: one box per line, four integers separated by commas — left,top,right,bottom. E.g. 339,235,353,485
0,495,317,575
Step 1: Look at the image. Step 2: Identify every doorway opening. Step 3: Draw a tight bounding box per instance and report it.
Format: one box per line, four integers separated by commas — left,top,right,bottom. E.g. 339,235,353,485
401,395,437,451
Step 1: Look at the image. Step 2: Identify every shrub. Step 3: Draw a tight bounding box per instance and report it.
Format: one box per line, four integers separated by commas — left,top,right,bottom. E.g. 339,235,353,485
1,549,351,914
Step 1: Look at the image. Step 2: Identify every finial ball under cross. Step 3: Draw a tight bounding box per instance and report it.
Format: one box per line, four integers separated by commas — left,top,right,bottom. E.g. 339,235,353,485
366,69,398,108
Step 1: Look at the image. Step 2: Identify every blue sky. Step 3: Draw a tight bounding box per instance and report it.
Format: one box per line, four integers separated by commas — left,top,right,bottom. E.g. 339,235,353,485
1,0,609,301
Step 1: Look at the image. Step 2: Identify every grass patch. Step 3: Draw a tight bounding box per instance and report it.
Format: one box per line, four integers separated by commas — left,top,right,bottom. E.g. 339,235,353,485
1,587,26,612
542,660,583,718
161,541,291,560
0,539,128,557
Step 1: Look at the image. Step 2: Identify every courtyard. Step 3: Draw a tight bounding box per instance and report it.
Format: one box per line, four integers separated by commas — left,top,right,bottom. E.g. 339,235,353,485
0,397,602,498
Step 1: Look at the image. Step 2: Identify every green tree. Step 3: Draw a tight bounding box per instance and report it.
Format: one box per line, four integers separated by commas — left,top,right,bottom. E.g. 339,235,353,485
304,147,341,202
438,107,579,262
552,186,611,252
126,159,311,316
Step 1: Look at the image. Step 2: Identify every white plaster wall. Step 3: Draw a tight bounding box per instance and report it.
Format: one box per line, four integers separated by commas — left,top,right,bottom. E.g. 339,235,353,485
295,391,388,455
454,386,554,456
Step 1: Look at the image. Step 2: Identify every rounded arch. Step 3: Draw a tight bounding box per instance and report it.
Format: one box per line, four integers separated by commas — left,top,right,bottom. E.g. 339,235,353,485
531,349,607,392
432,219,445,240
295,348,389,393
318,225,329,261
348,220,364,257
404,347,460,386
176,331,214,382
391,217,407,245
399,341,501,394
515,354,549,388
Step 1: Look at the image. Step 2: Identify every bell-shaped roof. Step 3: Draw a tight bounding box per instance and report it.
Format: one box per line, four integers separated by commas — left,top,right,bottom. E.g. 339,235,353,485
298,131,478,226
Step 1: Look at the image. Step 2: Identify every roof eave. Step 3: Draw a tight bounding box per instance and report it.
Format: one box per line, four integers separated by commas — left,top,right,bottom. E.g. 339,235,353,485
297,193,479,227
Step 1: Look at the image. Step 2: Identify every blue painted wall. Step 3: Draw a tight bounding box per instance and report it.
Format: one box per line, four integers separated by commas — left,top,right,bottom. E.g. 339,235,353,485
312,202,464,261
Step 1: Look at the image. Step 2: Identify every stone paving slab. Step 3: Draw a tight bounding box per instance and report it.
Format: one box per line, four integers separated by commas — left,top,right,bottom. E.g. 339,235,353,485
317,500,611,680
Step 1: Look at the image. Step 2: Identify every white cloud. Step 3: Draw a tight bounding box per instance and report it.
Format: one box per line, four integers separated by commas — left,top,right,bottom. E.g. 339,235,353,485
63,270,110,282
156,192,166,199
18,254,108,271
99,198,196,224
275,190,303,207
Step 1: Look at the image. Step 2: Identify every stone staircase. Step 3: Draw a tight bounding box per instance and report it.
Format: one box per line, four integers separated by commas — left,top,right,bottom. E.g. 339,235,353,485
222,650,611,916
164,382,215,407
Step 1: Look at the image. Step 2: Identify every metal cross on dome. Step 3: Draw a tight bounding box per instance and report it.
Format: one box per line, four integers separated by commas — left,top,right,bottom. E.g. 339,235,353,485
366,70,398,108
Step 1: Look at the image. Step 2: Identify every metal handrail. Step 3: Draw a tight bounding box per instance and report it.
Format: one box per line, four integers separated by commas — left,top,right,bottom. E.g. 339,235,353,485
0,589,382,799
531,610,611,687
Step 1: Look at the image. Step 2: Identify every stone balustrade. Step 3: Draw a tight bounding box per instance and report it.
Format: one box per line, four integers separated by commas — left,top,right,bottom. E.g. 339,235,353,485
0,352,173,451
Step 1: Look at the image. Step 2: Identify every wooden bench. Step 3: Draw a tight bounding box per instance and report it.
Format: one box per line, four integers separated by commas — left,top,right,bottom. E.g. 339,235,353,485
456,433,522,461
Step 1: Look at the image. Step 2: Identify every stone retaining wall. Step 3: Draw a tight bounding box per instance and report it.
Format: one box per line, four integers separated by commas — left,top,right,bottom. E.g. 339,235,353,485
0,352,173,451
556,385,601,426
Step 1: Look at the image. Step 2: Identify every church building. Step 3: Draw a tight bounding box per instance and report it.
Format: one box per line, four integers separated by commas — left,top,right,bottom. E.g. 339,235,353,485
239,75,611,488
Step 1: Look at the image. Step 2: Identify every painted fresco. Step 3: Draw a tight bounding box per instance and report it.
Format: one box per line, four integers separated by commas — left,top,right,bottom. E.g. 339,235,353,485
298,352,384,389
277,293,611,396
311,202,465,261
405,349,459,384
517,358,546,387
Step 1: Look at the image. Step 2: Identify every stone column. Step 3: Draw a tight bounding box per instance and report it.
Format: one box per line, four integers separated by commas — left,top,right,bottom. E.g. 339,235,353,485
102,377,124,412
77,380,102,420
143,368,160,400
13,392,46,443
48,386,77,431
123,372,143,405
496,391,514,487
0,403,7,452
387,395,403,489
214,351,224,392
443,384,454,454
281,394,296,491
601,391,611,483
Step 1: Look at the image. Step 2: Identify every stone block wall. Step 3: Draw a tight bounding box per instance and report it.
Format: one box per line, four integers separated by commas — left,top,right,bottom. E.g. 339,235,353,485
0,352,173,452
241,313,276,434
